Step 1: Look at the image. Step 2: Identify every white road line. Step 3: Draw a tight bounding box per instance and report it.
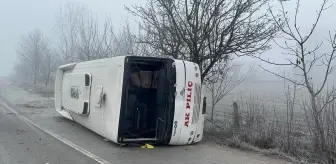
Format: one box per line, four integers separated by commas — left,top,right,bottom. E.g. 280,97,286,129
2,102,112,164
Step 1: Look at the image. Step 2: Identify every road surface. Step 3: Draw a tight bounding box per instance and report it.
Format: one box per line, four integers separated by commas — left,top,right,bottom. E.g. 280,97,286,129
0,79,293,164
0,104,96,164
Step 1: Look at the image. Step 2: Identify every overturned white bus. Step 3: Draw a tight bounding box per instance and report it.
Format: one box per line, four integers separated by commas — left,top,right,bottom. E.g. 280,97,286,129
54,56,206,145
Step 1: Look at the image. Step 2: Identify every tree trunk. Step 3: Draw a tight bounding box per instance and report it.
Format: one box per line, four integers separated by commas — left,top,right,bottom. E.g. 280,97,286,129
311,95,326,155
45,66,51,87
232,102,240,135
33,68,37,85
44,75,49,87
211,106,215,134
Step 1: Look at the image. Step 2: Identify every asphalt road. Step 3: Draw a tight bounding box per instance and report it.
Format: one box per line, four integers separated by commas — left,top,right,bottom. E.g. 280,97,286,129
0,104,97,164
0,78,292,164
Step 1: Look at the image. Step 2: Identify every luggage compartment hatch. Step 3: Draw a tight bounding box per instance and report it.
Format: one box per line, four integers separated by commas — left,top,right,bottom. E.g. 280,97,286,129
61,73,92,115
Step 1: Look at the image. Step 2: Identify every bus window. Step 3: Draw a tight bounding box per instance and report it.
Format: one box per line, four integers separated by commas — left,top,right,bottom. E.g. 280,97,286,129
202,97,206,114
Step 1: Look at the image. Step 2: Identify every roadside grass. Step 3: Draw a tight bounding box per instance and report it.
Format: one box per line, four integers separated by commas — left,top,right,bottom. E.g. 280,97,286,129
204,93,336,164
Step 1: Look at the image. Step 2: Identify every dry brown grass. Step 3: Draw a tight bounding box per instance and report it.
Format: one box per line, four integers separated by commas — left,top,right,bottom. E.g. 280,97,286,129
205,92,336,164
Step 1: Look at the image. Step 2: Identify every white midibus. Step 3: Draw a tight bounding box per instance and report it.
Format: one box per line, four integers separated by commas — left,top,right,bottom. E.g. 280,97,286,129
54,56,206,145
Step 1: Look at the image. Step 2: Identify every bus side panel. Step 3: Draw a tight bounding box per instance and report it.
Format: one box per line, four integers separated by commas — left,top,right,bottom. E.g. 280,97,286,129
57,57,125,143
55,63,77,120
169,60,202,145
169,60,185,145
59,57,126,141
102,58,125,143
192,85,205,143
177,61,200,145
65,63,107,137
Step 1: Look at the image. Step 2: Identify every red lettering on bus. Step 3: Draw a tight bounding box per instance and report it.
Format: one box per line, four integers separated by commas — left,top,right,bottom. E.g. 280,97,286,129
185,81,193,127
188,81,193,87
186,92,192,109
184,113,190,127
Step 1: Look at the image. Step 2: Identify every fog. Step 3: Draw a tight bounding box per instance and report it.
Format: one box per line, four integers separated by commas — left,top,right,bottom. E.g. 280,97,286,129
0,0,145,76
1,1,335,162
1,0,336,84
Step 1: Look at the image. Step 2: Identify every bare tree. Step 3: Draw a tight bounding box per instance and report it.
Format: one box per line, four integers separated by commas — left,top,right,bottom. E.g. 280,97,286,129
13,60,32,82
256,0,336,162
105,19,158,57
111,20,137,56
282,78,300,155
126,0,278,81
40,49,60,87
56,3,139,62
206,60,251,127
56,3,83,63
56,3,104,61
16,29,50,85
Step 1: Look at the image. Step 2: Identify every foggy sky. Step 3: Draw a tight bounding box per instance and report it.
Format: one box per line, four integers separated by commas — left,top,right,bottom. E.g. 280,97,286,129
0,0,335,81
0,0,145,76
